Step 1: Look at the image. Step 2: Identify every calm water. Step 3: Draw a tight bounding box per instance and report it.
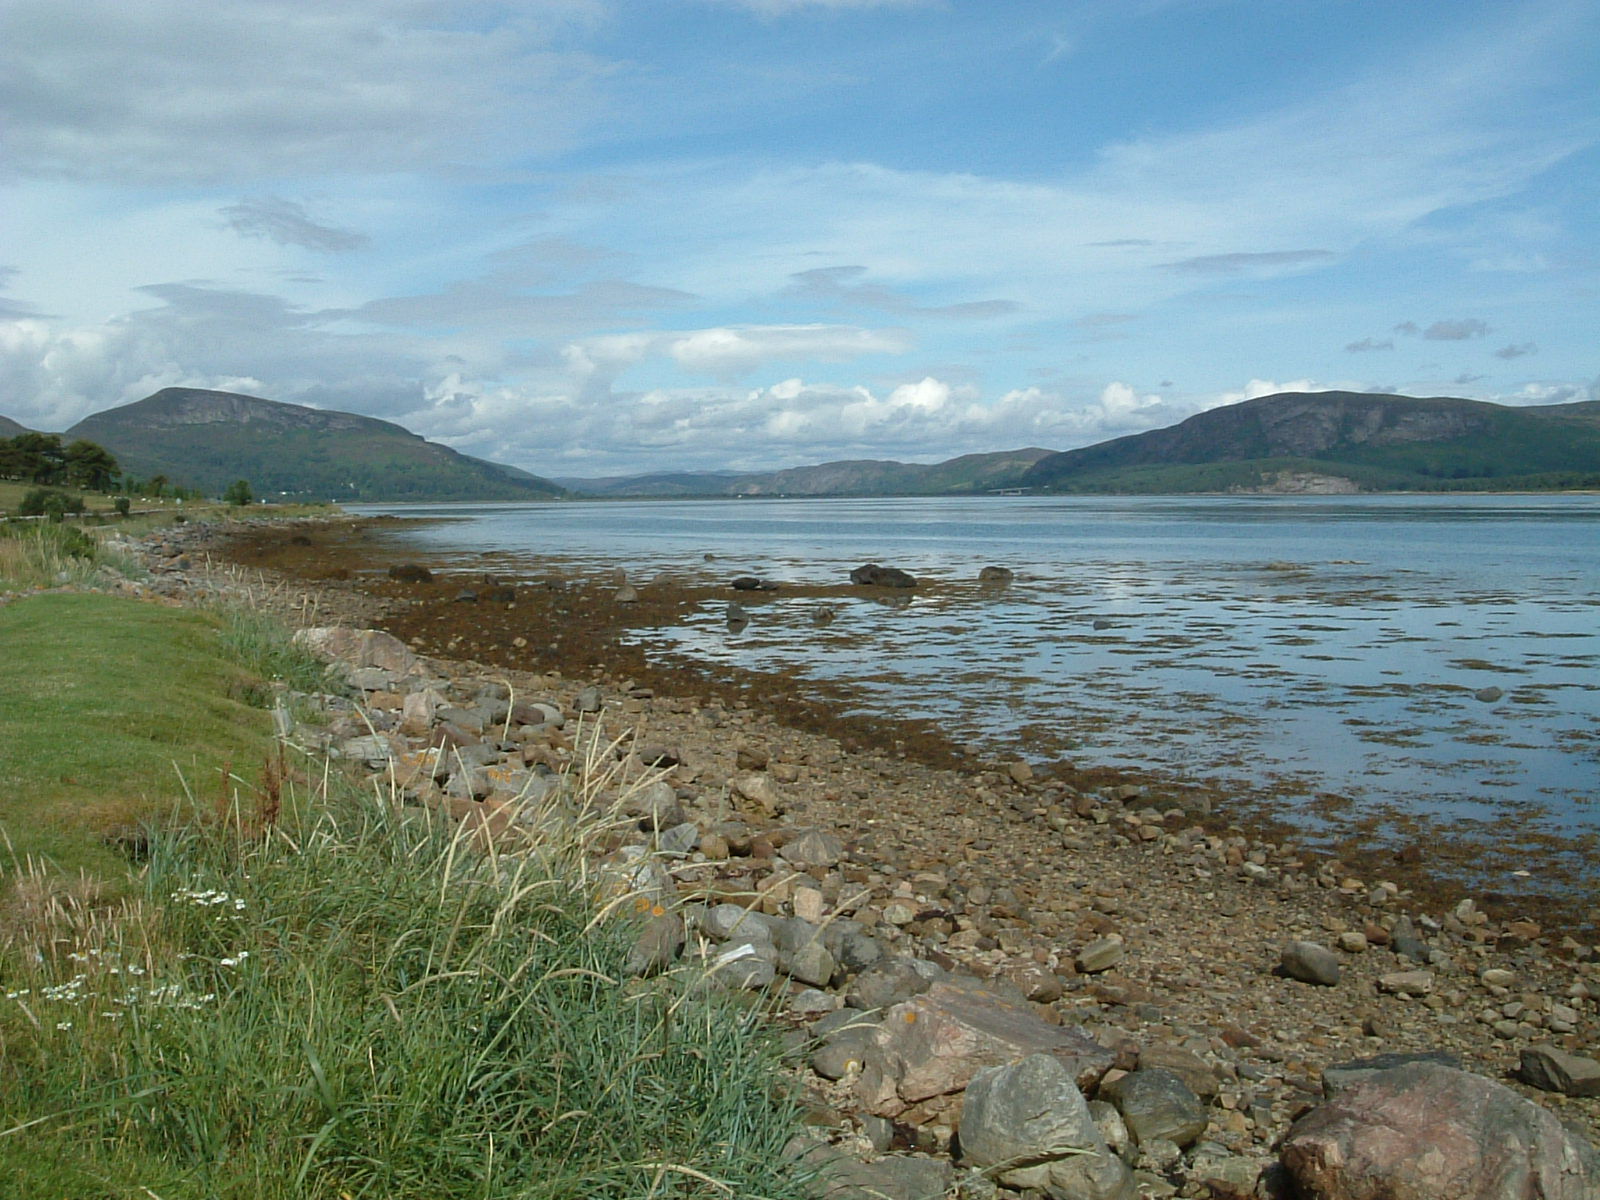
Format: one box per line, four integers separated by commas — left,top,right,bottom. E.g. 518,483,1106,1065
355,495,1600,885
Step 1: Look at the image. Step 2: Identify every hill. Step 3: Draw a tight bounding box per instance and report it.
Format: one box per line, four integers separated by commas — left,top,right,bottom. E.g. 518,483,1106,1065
0,414,33,436
67,388,564,502
1022,392,1600,493
564,447,1054,497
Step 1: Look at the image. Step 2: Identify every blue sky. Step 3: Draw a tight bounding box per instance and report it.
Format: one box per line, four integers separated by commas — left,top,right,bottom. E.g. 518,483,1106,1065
2,0,1596,476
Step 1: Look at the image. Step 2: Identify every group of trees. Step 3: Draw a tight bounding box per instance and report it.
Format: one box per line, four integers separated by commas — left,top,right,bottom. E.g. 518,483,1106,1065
0,433,121,491
0,433,254,508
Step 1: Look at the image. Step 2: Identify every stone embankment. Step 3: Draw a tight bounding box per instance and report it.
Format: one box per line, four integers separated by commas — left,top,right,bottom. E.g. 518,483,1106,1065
122,518,1600,1199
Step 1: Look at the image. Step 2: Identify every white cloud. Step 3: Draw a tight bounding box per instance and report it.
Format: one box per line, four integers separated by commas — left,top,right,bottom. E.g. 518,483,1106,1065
1208,379,1322,410
0,0,611,184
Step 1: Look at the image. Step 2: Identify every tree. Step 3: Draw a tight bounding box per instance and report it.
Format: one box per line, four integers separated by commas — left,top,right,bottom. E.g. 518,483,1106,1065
148,475,168,498
223,479,254,506
62,439,120,491
0,433,66,484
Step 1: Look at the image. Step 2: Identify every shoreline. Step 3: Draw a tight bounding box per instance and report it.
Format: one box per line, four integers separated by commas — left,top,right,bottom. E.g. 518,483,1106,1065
220,511,1597,935
81,509,1600,1191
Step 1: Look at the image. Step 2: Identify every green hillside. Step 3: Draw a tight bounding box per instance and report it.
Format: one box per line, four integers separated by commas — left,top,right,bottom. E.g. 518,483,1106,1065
67,388,564,502
1023,392,1600,493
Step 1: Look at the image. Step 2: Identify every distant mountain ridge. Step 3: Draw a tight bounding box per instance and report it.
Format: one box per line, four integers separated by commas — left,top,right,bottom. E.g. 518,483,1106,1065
66,388,564,502
1022,391,1600,493
562,447,1054,497
0,415,33,437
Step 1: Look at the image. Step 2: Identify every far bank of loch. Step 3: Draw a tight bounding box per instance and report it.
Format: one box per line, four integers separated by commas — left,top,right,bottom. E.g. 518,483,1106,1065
339,494,1599,901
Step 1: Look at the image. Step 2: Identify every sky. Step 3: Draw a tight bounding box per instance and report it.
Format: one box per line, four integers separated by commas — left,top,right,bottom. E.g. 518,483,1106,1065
1,0,1597,478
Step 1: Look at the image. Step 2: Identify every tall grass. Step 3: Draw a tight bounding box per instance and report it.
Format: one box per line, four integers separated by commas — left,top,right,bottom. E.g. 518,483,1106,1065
0,521,139,591
0,778,811,1199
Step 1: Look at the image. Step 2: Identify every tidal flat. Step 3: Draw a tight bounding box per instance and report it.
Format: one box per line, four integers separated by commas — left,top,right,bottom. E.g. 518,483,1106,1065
236,492,1600,925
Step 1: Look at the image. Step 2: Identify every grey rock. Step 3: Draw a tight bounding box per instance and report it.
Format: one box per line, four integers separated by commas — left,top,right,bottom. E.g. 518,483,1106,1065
1390,915,1429,962
978,565,1014,585
706,941,777,990
575,686,603,714
628,779,685,831
1377,968,1435,996
959,1054,1136,1200
1076,936,1125,974
849,563,917,588
1281,1062,1600,1200
784,942,837,988
833,930,886,975
847,958,936,1011
1520,1045,1600,1098
1089,1099,1133,1163
1322,1051,1461,1098
1281,939,1342,986
1475,686,1505,703
1099,1069,1208,1149
1137,1044,1219,1100
1188,1153,1264,1200
813,1022,882,1081
347,666,394,692
654,821,701,856
701,903,779,943
783,827,845,869
820,1154,952,1200
730,576,779,591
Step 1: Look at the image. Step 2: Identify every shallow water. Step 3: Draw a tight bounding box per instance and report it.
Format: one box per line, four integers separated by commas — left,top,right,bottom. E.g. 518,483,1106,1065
356,494,1600,885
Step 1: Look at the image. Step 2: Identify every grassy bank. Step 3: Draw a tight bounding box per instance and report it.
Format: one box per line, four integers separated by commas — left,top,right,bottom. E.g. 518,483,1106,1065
0,592,289,880
1,581,808,1198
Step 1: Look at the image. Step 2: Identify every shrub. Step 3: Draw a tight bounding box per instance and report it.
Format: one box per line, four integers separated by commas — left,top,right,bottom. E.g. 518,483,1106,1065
223,479,253,507
18,488,84,521
113,496,131,517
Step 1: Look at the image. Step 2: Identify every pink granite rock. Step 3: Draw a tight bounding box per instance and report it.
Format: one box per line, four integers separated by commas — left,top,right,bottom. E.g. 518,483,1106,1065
1279,1062,1600,1200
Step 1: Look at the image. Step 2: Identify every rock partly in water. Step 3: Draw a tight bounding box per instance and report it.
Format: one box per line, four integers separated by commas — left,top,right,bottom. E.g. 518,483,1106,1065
849,563,917,589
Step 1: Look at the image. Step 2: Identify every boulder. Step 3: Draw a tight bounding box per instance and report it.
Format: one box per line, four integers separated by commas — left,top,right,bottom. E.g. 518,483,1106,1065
1281,940,1342,986
849,563,917,588
730,576,779,591
959,1054,1135,1200
856,979,1114,1116
1519,1046,1600,1098
1279,1062,1600,1200
624,911,684,977
978,565,1014,585
1099,1068,1208,1149
293,626,417,675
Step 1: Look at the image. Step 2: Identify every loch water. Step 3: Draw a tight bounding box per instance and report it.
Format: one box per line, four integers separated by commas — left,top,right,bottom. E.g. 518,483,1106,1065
356,494,1600,891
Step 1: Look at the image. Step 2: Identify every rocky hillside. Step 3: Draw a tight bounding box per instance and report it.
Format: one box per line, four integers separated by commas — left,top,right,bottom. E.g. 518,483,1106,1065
1023,392,1600,493
564,447,1055,498
0,414,33,436
67,388,564,502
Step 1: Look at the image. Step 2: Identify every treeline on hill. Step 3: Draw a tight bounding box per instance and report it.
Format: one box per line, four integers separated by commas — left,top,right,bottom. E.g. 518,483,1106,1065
0,432,217,498
0,432,247,516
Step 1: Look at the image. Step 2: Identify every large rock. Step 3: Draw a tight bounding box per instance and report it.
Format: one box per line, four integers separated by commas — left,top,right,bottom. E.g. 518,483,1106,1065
959,1054,1135,1200
1520,1045,1600,1098
1279,1062,1600,1200
849,563,917,588
1280,940,1341,986
293,626,417,675
1098,1068,1208,1149
856,979,1114,1116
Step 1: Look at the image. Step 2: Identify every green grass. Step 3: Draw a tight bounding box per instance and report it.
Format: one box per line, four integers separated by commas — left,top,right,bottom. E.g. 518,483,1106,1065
0,769,809,1198
0,593,283,880
0,587,809,1198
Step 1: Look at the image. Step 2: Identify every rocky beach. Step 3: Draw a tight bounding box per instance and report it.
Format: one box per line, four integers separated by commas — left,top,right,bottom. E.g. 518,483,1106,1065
121,513,1600,1198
